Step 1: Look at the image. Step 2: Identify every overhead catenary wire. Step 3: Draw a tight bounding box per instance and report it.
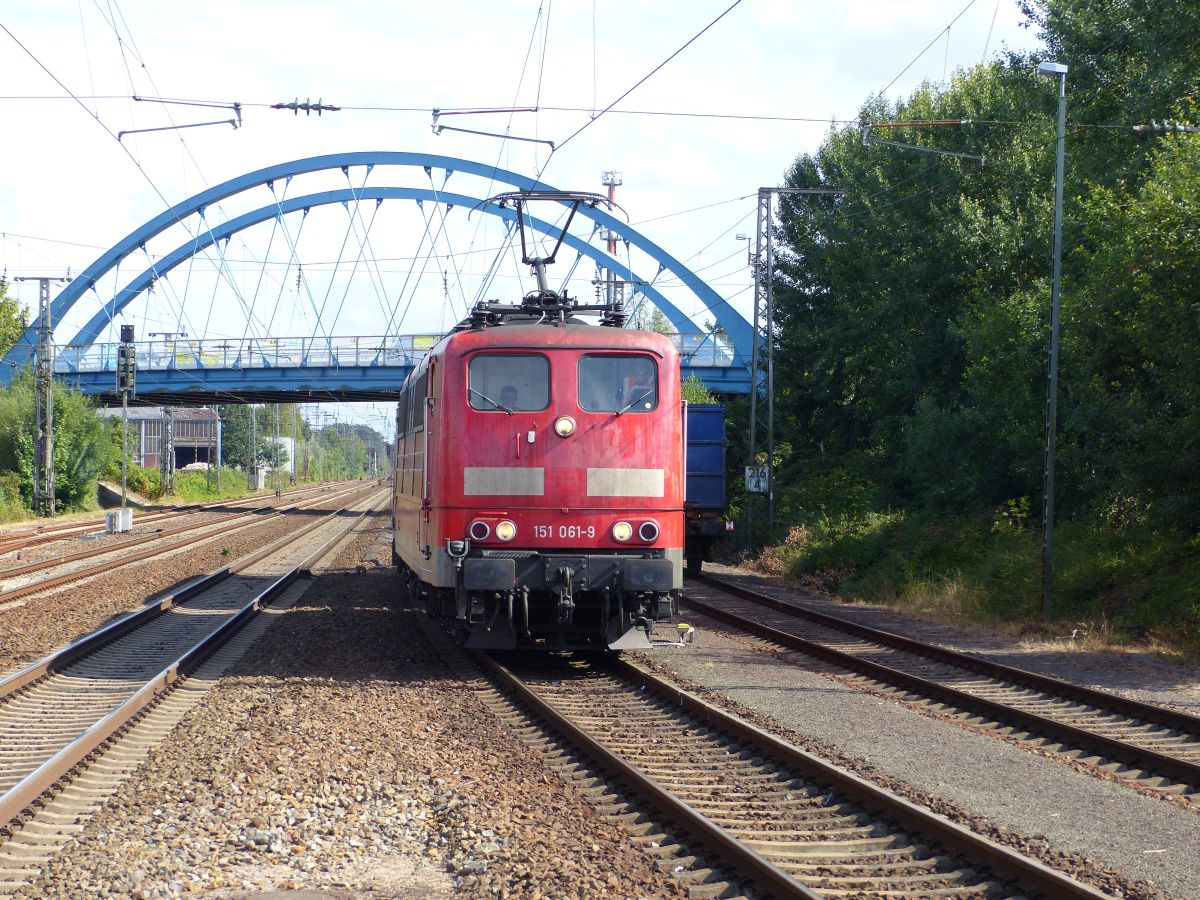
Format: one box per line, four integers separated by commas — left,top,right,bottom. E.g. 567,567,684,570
873,0,981,101
553,0,743,154
0,16,256,347
12,3,1186,356
536,0,744,184
2,93,1180,132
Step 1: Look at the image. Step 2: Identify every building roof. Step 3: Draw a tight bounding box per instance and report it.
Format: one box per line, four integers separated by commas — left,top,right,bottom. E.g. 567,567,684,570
96,406,218,422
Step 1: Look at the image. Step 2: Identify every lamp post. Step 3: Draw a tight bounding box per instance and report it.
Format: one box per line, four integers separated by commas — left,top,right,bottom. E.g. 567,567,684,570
1037,60,1068,622
735,233,753,266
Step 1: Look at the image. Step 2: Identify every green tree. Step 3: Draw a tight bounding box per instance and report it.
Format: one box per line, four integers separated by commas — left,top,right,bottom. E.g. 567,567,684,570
1016,0,1200,188
1063,133,1200,524
0,372,119,511
0,279,29,358
771,0,1200,528
681,375,717,405
775,61,1054,510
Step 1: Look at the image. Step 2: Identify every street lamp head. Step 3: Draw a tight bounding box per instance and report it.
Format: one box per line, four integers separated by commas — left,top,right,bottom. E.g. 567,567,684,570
735,233,749,241
1036,61,1068,77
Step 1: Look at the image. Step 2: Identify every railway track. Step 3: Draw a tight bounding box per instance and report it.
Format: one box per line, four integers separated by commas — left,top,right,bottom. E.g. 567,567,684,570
0,482,371,608
0,486,387,894
685,573,1200,802
0,480,353,557
467,648,1106,898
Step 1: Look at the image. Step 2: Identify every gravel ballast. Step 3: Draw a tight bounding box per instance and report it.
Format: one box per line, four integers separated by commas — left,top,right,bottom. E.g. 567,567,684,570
705,565,1200,715
0,488,372,675
23,513,683,899
642,573,1200,897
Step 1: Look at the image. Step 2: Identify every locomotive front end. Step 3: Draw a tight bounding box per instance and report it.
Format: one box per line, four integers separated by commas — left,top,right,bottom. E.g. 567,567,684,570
439,326,683,650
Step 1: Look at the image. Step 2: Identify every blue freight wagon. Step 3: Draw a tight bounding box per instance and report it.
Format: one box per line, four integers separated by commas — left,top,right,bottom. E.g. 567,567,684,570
684,403,730,575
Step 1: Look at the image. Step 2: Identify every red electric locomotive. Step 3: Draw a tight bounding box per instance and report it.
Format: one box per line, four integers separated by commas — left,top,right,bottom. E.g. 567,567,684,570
392,192,683,650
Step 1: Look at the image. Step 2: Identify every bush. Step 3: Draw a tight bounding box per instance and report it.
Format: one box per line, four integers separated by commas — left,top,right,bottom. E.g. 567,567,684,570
770,507,1200,652
0,371,120,513
171,467,249,501
0,472,27,522
125,466,162,500
681,375,717,405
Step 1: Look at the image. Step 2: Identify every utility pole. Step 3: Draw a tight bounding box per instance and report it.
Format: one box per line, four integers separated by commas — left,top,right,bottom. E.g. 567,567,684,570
291,404,299,485
1037,60,1069,621
117,324,137,511
745,188,842,548
148,332,183,500
215,406,222,494
160,407,174,496
250,405,258,490
15,275,71,516
273,403,281,495
206,406,217,493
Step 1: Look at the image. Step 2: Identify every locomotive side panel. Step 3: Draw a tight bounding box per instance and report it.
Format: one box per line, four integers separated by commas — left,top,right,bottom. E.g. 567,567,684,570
393,357,437,586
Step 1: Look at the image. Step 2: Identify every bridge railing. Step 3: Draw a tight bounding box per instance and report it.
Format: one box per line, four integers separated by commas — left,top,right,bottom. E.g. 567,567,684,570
55,334,445,373
53,331,738,373
672,332,738,367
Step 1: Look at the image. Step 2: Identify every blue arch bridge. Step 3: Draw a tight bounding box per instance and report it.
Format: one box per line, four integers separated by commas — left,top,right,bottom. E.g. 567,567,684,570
1,152,751,406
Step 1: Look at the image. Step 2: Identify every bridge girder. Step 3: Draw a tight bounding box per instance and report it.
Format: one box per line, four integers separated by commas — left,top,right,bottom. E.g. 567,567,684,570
1,151,751,388
68,188,705,351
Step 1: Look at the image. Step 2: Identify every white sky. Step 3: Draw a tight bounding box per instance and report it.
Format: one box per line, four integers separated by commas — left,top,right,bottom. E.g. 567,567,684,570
0,0,1042,437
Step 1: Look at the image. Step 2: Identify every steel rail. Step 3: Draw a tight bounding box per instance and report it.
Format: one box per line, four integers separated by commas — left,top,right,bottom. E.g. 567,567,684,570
682,592,1200,788
0,488,386,830
476,652,817,900
479,652,1105,898
693,573,1200,736
0,480,354,553
0,483,368,605
0,482,363,578
0,483,382,703
610,656,1108,899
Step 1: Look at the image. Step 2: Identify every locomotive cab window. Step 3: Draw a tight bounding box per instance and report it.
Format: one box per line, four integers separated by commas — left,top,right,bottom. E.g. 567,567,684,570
578,354,658,413
408,371,428,432
468,354,549,411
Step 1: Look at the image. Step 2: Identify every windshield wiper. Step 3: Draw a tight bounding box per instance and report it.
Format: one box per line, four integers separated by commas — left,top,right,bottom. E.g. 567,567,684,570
469,387,513,415
615,388,654,417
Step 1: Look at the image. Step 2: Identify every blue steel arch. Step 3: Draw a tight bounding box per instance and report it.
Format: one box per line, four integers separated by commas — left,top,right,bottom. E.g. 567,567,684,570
1,152,750,369
71,189,703,350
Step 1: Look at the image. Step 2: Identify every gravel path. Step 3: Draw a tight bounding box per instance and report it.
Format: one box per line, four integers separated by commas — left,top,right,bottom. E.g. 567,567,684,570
23,513,683,899
0,488,371,675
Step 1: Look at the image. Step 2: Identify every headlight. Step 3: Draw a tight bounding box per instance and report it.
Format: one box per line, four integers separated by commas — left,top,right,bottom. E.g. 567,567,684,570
612,521,633,542
638,520,660,542
495,520,517,542
554,416,576,437
469,521,491,541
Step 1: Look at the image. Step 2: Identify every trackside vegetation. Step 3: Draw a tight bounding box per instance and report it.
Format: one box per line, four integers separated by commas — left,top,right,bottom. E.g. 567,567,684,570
740,0,1200,651
0,281,389,519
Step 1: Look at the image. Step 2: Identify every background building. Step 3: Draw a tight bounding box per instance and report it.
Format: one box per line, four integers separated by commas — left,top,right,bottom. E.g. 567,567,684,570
97,406,221,469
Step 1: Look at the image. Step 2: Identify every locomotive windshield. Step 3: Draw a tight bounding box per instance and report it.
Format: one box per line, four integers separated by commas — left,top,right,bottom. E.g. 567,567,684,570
468,354,550,411
578,355,658,413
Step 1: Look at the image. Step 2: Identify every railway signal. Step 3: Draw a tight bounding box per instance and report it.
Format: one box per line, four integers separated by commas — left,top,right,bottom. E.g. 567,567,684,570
116,344,137,395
